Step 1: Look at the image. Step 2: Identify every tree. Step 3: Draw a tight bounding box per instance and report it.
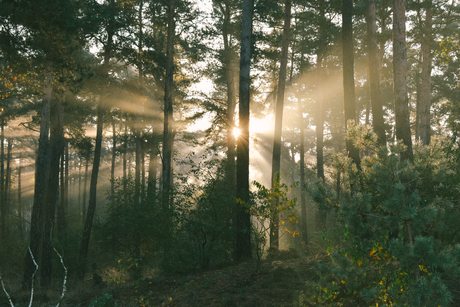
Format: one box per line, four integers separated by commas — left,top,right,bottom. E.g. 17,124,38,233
236,0,253,261
393,0,413,162
419,0,432,145
270,0,291,250
366,0,386,146
342,0,360,168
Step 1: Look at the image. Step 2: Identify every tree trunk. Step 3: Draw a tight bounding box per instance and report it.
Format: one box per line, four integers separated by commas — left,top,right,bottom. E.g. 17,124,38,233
22,64,52,290
1,118,4,239
18,159,23,239
419,0,432,145
4,138,11,236
111,120,116,197
78,158,81,216
79,17,113,278
83,157,89,220
393,0,413,162
343,0,360,168
148,135,158,201
162,0,175,212
315,2,327,232
236,0,253,261
299,108,307,244
220,1,237,187
367,0,386,146
270,0,291,250
41,96,64,289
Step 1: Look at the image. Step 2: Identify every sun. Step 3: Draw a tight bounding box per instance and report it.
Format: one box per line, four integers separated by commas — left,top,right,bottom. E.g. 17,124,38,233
233,127,241,138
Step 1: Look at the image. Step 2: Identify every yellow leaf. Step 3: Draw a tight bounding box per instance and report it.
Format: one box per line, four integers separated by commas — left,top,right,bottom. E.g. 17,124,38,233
357,259,362,266
370,249,376,256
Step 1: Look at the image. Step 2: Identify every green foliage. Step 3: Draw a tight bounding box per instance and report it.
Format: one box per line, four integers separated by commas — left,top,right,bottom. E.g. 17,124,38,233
89,293,114,307
250,173,299,266
310,124,460,306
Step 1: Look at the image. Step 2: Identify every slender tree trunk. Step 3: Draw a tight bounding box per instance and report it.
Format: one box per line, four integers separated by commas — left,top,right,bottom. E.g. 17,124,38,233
83,157,88,220
367,0,386,146
18,159,23,239
123,118,127,195
41,97,64,289
419,0,432,145
22,64,52,290
65,140,69,211
236,0,253,261
415,70,421,141
270,0,291,250
162,0,175,212
79,18,113,278
111,120,116,197
4,138,11,236
141,140,145,201
393,0,413,162
220,1,237,187
78,158,81,216
148,136,158,201
315,2,326,231
299,108,307,244
343,0,360,168
1,118,4,239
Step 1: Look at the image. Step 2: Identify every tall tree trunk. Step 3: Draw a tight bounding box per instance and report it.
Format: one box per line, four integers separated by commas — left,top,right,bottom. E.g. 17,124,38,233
65,140,69,212
135,0,144,207
22,65,52,290
299,108,307,244
18,159,23,239
393,0,413,162
1,118,4,239
111,120,116,197
78,158,81,216
41,96,64,289
315,2,327,231
270,0,291,250
419,0,432,145
148,135,158,201
236,0,253,261
4,138,11,236
367,0,387,146
79,17,113,278
343,0,360,168
123,117,128,195
141,140,145,201
162,0,175,212
220,1,236,187
83,157,89,220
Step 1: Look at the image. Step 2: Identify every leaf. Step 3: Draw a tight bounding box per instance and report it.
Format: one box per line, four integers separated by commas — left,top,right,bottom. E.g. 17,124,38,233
357,259,362,267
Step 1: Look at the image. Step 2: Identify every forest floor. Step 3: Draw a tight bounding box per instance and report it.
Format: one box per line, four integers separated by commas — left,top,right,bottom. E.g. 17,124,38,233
0,247,327,307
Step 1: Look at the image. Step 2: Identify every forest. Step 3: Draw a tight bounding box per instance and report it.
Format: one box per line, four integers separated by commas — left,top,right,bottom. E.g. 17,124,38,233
0,0,459,306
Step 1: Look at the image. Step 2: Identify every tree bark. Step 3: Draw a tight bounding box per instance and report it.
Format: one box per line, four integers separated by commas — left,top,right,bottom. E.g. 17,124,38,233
41,95,64,289
79,13,113,278
111,120,116,197
148,135,158,201
343,0,360,168
299,107,307,244
22,64,52,290
393,0,413,162
162,0,175,212
419,0,432,145
18,159,23,239
236,0,253,261
367,0,386,146
1,117,4,239
270,0,291,250
4,138,11,236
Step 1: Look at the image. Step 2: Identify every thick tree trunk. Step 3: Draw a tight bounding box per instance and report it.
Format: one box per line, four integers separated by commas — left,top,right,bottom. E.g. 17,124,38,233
162,0,175,212
83,157,89,220
367,0,386,146
419,0,432,145
270,0,291,250
41,98,64,289
22,65,52,290
393,0,413,162
236,0,253,261
135,0,143,207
